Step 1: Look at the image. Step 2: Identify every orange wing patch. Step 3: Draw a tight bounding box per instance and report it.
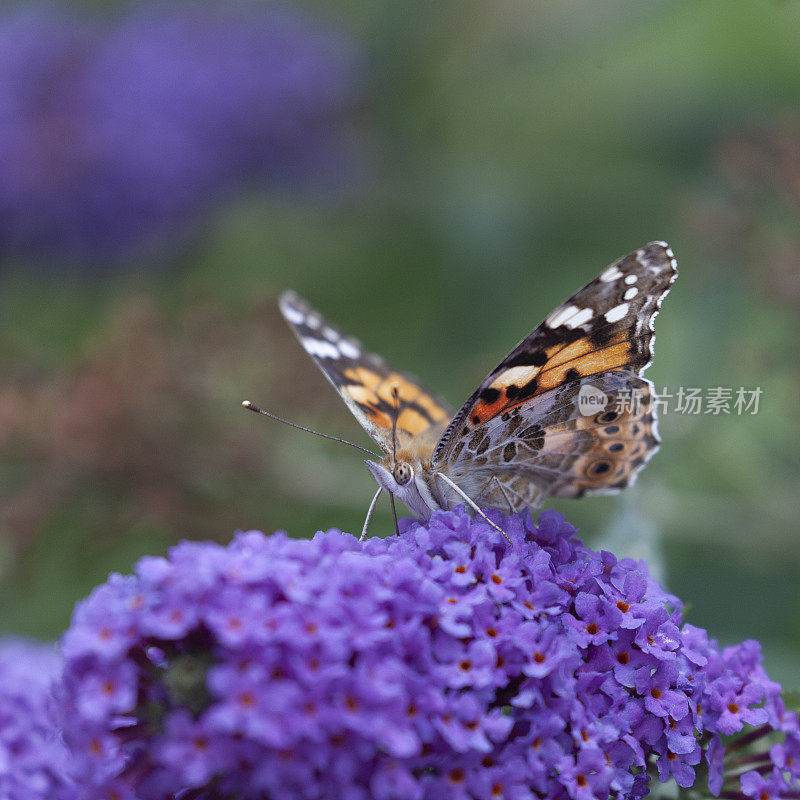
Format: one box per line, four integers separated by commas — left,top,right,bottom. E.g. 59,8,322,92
342,367,449,440
468,332,633,426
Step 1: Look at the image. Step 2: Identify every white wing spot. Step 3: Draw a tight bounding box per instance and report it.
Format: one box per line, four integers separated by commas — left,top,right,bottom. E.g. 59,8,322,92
546,304,580,328
624,274,638,285
564,307,593,329
490,365,541,391
301,337,339,359
624,287,638,300
601,265,623,282
281,305,306,325
305,313,321,330
605,303,629,323
322,326,338,342
338,340,361,359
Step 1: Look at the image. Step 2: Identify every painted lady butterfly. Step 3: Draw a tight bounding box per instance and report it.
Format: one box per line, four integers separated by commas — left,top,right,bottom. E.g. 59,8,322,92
270,242,677,534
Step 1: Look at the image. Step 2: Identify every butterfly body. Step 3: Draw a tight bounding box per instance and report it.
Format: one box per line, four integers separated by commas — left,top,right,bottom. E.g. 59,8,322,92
277,242,677,520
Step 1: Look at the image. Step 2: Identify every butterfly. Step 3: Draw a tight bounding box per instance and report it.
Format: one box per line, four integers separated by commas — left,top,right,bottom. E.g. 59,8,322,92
270,242,677,537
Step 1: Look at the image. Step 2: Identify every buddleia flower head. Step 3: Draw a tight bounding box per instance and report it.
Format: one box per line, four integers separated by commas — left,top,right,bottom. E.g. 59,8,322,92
56,508,800,799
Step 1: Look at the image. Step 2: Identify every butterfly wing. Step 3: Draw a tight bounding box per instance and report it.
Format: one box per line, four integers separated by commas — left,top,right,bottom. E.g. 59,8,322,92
439,371,660,511
432,241,677,505
279,291,452,453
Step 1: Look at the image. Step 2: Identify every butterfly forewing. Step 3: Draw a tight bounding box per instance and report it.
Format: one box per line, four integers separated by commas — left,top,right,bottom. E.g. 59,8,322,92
279,291,452,453
433,242,676,463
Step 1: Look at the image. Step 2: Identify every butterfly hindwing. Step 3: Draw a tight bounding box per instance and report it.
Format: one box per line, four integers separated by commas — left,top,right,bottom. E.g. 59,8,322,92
440,371,660,511
279,291,452,453
433,241,677,465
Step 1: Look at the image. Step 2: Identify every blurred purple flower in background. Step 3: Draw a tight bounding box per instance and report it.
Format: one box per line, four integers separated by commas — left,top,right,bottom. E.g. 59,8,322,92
0,2,357,266
54,508,800,799
0,639,72,800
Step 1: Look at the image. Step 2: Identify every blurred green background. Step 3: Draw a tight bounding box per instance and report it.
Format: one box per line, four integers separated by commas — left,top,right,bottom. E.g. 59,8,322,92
1,0,799,684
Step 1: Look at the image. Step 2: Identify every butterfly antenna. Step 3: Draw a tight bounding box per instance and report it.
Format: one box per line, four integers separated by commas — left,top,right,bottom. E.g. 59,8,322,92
390,386,400,465
434,471,512,546
241,401,379,457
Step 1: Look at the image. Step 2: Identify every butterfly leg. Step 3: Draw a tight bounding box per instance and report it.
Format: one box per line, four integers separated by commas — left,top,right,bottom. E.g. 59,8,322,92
360,487,383,541
492,476,515,514
389,493,400,537
434,472,512,545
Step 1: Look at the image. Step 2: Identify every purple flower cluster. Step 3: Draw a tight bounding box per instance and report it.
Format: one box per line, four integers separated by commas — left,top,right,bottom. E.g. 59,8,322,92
0,3,356,265
56,508,800,799
0,639,72,800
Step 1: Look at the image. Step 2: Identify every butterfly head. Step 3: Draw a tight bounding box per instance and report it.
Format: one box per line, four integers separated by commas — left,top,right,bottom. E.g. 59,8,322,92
364,456,440,522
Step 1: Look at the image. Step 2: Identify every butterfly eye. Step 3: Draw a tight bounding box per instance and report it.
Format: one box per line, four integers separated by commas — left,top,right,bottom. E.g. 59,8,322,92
393,462,413,486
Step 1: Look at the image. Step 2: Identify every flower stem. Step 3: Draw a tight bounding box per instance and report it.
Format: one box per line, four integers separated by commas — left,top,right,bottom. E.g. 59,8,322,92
724,724,772,754
725,751,773,771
